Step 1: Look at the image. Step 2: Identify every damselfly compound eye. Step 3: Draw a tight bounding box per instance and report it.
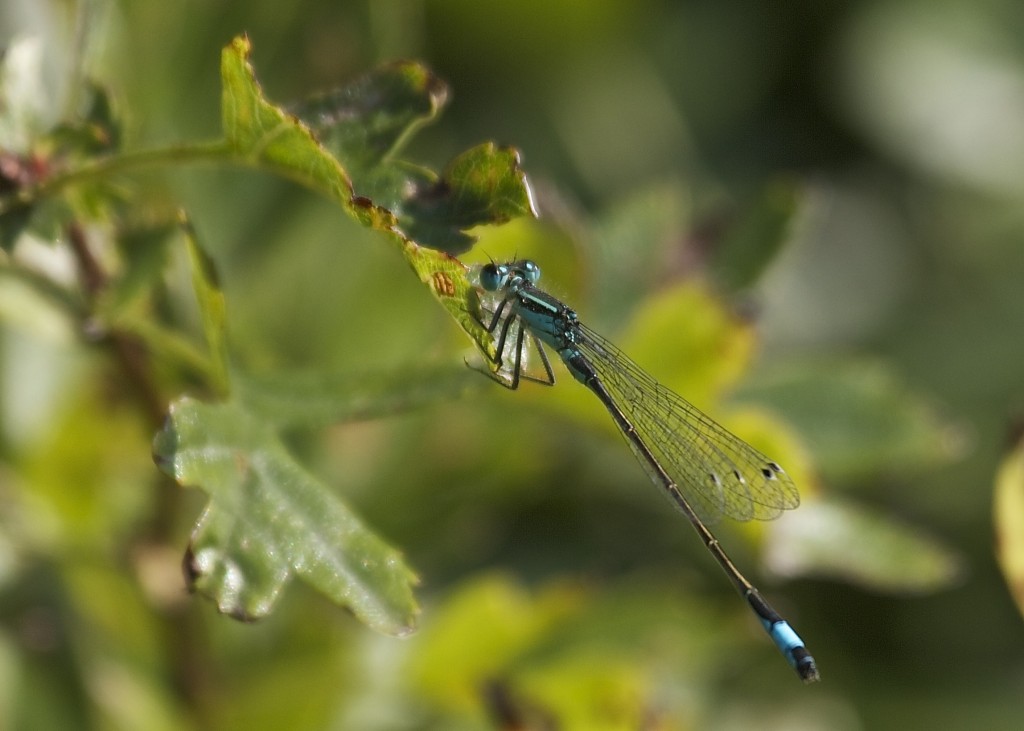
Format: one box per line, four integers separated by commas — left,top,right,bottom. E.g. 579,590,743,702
479,263,509,292
521,260,541,285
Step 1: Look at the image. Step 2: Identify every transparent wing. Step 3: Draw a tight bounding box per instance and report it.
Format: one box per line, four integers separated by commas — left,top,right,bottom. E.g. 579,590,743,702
576,323,799,523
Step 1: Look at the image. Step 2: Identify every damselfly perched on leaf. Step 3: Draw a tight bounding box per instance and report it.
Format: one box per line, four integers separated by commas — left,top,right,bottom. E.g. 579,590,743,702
473,259,819,683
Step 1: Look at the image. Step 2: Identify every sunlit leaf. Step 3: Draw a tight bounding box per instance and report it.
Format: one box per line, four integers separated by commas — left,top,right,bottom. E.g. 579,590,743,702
994,433,1024,618
765,496,962,592
509,584,730,731
406,574,750,729
401,244,497,362
153,396,419,634
618,282,755,410
409,574,582,712
517,654,653,731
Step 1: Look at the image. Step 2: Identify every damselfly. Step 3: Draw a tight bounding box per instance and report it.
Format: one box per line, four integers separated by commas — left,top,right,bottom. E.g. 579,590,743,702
474,259,819,683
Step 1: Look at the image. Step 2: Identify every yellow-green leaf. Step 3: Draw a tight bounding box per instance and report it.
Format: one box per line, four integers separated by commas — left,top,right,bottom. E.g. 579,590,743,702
995,434,1024,618
766,496,962,592
181,214,229,396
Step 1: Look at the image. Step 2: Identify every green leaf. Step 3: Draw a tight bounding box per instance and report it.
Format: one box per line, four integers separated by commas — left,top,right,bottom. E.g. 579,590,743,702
47,80,122,157
994,433,1024,618
765,496,962,592
294,61,447,179
398,142,537,254
220,35,353,209
711,179,803,291
294,64,535,255
401,243,498,361
738,359,962,481
218,35,530,362
180,215,229,396
153,396,419,634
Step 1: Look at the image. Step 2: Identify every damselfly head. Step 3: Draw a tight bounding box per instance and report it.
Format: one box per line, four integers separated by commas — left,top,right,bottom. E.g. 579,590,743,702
480,260,542,291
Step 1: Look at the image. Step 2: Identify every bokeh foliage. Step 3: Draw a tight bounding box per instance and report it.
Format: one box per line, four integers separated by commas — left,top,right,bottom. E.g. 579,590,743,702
2,2,1024,730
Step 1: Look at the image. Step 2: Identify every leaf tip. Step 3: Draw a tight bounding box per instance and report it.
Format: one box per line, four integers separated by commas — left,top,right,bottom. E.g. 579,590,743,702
229,33,252,59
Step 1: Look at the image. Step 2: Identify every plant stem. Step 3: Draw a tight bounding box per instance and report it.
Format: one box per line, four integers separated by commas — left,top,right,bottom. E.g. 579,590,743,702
66,223,167,425
0,141,232,216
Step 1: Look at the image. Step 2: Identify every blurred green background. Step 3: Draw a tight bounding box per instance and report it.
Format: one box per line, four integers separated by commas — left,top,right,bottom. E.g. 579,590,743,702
3,0,1024,729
